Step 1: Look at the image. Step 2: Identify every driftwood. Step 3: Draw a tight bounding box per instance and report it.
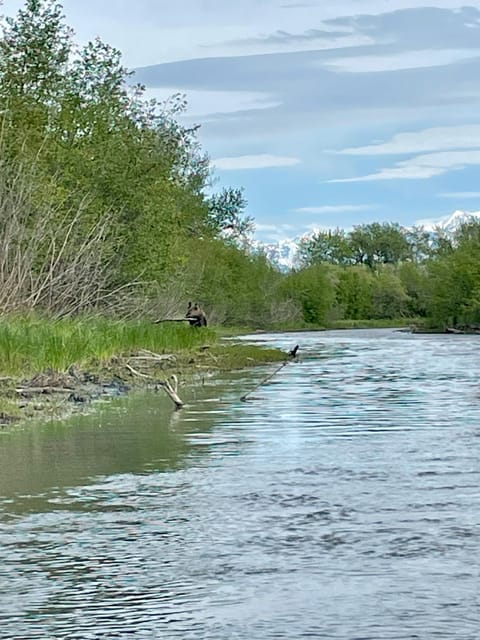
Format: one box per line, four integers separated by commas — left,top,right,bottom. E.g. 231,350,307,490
156,375,184,410
125,363,150,379
240,345,300,402
240,362,288,402
154,317,198,326
125,363,184,409
446,326,480,334
137,349,175,360
129,355,176,364
16,386,75,395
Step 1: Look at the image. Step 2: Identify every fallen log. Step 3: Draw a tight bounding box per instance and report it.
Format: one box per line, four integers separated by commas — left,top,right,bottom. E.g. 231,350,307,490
16,386,75,395
154,317,196,325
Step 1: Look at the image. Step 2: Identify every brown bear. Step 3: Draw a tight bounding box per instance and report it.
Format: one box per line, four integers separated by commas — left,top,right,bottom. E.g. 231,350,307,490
186,302,208,327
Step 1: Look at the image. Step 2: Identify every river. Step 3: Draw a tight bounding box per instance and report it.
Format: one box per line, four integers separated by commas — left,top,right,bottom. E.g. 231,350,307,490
0,329,479,639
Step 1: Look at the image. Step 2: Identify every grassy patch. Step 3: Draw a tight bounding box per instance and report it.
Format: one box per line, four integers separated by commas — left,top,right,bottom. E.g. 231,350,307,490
0,316,289,426
325,318,419,330
0,316,217,377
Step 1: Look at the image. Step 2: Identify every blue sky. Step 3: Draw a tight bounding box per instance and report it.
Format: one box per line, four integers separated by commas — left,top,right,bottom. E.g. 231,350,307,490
3,0,480,242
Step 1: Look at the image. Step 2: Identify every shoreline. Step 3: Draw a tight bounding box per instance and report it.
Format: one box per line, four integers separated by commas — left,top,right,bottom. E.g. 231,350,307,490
2,319,476,429
0,341,287,429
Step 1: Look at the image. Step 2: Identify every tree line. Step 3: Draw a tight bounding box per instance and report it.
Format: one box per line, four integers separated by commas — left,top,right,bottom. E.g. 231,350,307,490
289,221,480,329
0,0,477,331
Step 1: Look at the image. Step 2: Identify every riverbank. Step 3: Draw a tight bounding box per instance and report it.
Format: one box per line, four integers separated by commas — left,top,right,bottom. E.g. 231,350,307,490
0,317,287,428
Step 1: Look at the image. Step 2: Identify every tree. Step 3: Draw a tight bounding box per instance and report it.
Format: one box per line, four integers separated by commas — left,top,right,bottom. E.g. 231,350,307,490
281,264,337,325
427,220,480,327
207,187,253,243
335,266,373,319
298,228,353,267
349,222,411,267
371,266,409,318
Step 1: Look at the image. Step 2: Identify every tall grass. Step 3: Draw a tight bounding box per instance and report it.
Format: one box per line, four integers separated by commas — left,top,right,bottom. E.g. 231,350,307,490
0,316,216,376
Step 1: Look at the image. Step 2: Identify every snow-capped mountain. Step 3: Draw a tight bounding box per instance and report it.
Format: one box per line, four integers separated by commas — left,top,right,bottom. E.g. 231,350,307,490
253,238,300,270
254,210,480,270
420,209,480,233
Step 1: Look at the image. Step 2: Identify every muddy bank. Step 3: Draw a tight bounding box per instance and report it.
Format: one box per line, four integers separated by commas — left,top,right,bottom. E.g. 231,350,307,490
0,343,287,428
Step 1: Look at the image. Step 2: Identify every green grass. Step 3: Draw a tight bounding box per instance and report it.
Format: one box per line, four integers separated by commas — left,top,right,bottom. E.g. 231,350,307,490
0,316,217,376
325,318,419,330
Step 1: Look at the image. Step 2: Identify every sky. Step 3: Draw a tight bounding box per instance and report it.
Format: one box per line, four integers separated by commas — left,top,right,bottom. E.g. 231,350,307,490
3,0,480,243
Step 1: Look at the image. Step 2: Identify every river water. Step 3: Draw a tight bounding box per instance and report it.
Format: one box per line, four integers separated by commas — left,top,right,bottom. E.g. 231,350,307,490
0,329,479,639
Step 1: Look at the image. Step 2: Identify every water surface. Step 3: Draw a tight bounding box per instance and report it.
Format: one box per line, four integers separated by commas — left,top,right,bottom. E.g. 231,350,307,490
1,329,479,638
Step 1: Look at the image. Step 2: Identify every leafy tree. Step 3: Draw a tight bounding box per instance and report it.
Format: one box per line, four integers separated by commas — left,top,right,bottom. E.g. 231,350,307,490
207,187,253,243
371,266,409,318
404,226,433,262
349,222,411,267
427,220,480,327
397,262,430,317
335,266,373,319
298,228,353,267
281,264,337,325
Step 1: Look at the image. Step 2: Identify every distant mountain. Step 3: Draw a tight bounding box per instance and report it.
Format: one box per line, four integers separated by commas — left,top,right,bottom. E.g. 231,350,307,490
430,209,480,234
253,238,300,271
253,210,480,270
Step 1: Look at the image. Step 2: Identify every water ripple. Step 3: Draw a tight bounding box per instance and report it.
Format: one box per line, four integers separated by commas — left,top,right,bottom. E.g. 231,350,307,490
0,329,479,639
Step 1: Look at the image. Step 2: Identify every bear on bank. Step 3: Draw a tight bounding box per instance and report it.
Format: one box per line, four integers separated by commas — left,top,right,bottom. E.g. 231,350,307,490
186,302,208,327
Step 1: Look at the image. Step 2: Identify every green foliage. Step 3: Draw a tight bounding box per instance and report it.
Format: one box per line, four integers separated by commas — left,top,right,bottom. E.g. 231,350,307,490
0,0,252,314
298,228,353,266
207,187,253,242
427,221,480,327
174,238,288,327
0,1,478,333
397,262,430,317
300,222,416,270
335,266,373,319
0,316,215,375
349,222,411,267
370,266,409,318
281,265,337,325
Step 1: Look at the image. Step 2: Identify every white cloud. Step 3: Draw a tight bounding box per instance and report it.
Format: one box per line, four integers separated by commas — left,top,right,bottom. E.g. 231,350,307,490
323,48,480,73
255,222,295,232
293,204,375,213
330,149,480,182
3,0,476,68
439,191,480,198
213,154,301,170
339,125,480,155
144,87,281,118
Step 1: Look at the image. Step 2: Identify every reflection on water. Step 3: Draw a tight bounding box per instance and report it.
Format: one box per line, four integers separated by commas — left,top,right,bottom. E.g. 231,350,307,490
1,329,480,639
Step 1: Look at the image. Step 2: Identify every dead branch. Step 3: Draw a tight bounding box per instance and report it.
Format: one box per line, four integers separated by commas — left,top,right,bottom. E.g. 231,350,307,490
125,363,151,379
125,364,184,409
157,375,183,409
15,387,75,394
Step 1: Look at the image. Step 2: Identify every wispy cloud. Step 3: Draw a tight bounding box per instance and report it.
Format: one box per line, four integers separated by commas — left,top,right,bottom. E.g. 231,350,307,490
323,48,480,74
214,29,373,55
144,87,280,118
439,191,480,198
293,204,375,213
213,154,301,170
339,125,480,155
330,149,480,182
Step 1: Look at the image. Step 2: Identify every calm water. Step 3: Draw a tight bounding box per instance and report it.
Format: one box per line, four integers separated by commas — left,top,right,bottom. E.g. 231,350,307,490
1,329,479,639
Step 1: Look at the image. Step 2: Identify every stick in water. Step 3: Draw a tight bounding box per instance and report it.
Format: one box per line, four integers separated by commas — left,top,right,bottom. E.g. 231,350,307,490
240,345,299,402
